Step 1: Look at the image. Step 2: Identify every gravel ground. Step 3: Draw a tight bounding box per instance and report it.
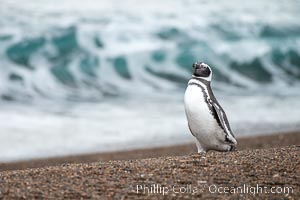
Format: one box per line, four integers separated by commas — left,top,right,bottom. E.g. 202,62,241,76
0,145,299,199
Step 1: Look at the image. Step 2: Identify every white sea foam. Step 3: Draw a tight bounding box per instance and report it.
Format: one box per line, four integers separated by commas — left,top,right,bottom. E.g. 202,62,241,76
0,94,300,162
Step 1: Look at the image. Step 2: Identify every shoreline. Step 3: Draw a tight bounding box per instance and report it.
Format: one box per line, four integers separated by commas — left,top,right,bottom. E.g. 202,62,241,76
1,131,299,172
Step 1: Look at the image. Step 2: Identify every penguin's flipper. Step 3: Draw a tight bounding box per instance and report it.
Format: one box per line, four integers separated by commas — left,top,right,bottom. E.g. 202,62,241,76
210,101,235,138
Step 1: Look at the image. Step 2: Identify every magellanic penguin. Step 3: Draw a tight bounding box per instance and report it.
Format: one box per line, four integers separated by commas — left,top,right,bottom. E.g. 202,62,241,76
184,62,237,153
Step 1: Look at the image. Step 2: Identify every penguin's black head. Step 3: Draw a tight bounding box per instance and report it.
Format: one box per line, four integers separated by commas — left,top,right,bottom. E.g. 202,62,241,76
192,62,212,79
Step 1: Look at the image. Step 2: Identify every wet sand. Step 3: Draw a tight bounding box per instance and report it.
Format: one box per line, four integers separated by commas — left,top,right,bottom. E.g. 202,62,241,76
0,132,299,199
0,131,299,172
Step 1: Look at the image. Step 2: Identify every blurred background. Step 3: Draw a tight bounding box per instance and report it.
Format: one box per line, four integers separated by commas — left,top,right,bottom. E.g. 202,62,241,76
0,0,300,162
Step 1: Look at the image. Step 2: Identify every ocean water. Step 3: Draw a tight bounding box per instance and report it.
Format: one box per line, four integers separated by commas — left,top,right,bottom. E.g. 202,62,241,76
0,0,300,161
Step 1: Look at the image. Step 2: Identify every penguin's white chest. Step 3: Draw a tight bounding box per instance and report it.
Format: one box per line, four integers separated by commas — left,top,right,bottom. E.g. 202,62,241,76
184,85,216,133
184,84,222,149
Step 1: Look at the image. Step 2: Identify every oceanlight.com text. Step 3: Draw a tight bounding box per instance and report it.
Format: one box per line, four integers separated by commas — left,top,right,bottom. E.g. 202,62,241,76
208,184,293,195
135,184,293,195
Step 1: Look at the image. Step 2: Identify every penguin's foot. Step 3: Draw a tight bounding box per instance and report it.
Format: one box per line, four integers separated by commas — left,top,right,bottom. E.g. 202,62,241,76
197,149,206,153
195,140,206,153
189,150,206,156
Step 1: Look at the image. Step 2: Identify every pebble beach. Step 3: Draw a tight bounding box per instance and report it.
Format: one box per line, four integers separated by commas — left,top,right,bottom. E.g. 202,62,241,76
0,132,299,199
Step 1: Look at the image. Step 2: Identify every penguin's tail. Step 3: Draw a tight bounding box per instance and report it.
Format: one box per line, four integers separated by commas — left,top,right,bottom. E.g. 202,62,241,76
227,135,237,151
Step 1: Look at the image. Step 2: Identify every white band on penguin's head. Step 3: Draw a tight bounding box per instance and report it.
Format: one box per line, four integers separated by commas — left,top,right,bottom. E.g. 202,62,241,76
192,64,212,81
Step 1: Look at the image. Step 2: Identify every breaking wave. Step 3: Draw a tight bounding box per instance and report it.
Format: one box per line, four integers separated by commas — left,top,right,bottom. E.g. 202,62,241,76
1,0,300,102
